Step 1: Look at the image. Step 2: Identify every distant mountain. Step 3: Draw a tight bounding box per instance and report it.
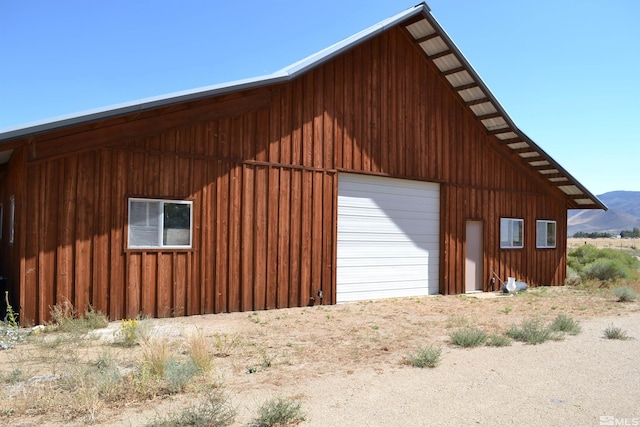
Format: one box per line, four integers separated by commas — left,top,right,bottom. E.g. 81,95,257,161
568,191,640,235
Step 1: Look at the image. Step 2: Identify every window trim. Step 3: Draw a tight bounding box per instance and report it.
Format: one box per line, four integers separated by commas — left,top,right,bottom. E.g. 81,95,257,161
536,220,557,249
9,196,15,245
127,198,193,250
500,217,524,249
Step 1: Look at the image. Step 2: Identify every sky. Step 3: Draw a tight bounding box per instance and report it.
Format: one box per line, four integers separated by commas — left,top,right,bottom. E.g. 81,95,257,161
1,0,638,196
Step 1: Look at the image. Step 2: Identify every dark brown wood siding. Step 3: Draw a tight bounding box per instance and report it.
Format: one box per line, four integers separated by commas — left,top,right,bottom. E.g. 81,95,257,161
0,148,25,319
6,25,567,324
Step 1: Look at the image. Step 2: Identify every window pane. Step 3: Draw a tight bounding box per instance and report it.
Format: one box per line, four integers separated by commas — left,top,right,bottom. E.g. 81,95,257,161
547,222,556,247
537,222,547,247
512,220,523,247
129,201,160,247
500,219,510,247
163,203,191,246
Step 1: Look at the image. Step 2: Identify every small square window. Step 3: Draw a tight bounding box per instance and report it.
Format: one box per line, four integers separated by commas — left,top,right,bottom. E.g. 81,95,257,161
500,218,523,249
128,198,192,249
536,220,556,248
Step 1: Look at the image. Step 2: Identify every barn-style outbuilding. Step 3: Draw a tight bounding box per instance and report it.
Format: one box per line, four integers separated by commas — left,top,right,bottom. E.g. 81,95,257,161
0,3,605,324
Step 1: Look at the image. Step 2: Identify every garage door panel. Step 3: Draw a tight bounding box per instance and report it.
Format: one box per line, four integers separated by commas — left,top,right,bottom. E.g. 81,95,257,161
337,173,440,302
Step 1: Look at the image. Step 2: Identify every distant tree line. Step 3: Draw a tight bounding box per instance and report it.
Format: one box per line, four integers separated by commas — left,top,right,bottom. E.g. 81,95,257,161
620,227,640,238
572,227,640,238
572,231,613,238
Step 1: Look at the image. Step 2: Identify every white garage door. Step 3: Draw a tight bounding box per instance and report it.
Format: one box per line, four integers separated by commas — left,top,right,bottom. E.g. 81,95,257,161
337,173,440,302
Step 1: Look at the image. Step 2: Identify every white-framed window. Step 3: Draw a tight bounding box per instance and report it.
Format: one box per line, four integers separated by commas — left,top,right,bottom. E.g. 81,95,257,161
9,196,15,245
500,218,523,249
536,220,556,248
128,198,192,249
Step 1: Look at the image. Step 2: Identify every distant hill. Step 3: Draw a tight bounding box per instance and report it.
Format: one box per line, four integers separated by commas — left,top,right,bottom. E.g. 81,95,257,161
568,191,640,235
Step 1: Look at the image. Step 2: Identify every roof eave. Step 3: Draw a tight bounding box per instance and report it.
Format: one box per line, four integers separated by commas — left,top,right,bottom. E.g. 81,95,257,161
0,72,290,142
413,8,606,211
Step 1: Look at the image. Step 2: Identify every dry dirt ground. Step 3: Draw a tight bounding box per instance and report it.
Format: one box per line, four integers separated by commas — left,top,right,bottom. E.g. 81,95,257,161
2,285,640,427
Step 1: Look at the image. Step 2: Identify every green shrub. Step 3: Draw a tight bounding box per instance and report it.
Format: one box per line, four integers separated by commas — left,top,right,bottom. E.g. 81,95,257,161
582,259,630,282
163,358,200,393
406,346,442,368
146,391,236,427
603,324,630,340
450,328,487,347
485,334,512,347
548,314,582,335
506,319,555,345
251,397,305,427
568,245,640,282
612,286,638,302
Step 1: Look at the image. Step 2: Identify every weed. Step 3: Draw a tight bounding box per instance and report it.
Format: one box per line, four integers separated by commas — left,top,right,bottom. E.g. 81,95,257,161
48,301,109,334
212,332,239,357
603,324,630,340
446,315,470,329
502,306,513,314
506,319,555,345
0,368,26,384
117,319,140,346
612,286,638,302
142,339,170,378
260,349,274,369
163,358,200,393
250,396,305,427
146,390,236,427
485,334,512,347
406,346,442,368
114,317,150,347
449,327,487,348
548,314,582,336
4,291,18,327
187,330,213,372
91,351,114,374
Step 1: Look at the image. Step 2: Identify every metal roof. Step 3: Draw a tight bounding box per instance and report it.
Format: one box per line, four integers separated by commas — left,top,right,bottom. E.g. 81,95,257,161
0,2,605,210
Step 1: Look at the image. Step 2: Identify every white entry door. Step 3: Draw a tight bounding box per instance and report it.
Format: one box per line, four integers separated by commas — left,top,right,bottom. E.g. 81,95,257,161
336,173,440,302
465,221,484,292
